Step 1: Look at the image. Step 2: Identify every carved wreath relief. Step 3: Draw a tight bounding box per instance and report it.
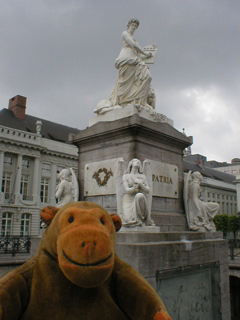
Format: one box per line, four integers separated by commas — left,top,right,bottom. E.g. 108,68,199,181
92,168,113,187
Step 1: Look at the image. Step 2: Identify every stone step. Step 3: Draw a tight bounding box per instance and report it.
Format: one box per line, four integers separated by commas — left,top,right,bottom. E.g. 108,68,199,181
0,253,30,265
116,231,223,244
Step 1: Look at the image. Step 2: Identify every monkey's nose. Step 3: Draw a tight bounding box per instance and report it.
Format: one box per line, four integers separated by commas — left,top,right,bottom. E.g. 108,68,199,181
82,241,96,258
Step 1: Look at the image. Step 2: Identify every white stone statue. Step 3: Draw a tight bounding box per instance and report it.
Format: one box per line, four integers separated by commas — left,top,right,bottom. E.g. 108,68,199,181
116,158,155,227
183,171,219,232
94,18,157,115
55,168,79,208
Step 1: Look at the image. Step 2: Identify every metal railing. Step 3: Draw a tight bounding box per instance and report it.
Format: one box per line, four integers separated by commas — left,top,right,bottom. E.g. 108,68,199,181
0,235,31,256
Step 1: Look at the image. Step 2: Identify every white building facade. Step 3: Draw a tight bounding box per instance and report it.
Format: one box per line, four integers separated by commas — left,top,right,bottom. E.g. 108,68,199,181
200,177,237,215
0,96,78,238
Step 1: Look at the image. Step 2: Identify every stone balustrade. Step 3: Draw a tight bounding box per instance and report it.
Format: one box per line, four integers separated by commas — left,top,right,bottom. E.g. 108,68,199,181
0,125,41,146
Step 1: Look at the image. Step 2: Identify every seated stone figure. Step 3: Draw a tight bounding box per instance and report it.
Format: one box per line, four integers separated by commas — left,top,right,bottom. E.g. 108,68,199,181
117,158,155,227
184,171,219,232
94,18,156,115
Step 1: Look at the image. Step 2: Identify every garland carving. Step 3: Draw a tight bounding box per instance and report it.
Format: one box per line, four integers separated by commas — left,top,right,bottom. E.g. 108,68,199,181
92,168,113,187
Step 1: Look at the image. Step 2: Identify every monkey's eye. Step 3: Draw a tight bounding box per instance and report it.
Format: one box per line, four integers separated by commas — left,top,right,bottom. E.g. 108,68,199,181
68,216,74,223
100,218,105,225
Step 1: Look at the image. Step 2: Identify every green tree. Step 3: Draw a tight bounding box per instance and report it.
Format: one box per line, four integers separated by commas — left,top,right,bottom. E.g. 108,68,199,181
228,215,240,241
213,215,229,238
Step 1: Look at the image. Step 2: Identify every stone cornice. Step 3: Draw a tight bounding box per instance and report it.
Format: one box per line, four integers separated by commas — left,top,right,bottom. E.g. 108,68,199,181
72,114,193,150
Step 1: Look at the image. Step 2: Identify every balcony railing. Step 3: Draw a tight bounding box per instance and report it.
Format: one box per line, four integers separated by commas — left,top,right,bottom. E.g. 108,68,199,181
0,235,31,256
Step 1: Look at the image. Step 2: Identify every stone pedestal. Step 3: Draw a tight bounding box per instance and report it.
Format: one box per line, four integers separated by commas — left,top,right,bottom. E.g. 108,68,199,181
72,113,192,231
72,112,230,319
116,231,230,320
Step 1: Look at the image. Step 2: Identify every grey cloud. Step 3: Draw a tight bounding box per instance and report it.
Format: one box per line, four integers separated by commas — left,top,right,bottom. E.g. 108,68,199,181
0,0,239,162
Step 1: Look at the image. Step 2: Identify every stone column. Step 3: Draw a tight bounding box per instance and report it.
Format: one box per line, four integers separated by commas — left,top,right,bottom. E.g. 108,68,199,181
14,154,22,204
0,151,4,202
49,163,57,205
236,175,240,214
32,157,41,205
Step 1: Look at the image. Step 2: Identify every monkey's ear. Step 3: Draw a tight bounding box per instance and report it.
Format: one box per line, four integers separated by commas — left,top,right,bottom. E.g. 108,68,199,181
110,214,122,232
41,206,59,226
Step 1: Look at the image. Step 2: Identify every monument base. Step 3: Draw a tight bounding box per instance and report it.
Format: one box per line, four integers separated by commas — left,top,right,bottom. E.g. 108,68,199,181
119,226,160,233
72,113,192,231
89,104,174,127
116,231,230,320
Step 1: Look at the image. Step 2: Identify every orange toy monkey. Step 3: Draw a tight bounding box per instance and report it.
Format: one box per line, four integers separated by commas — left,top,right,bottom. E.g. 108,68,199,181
0,202,172,320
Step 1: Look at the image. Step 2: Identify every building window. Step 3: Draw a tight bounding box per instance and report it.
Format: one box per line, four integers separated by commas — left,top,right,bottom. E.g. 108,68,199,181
1,213,13,236
222,203,225,213
20,175,29,200
42,163,51,172
40,178,50,203
207,192,210,197
73,168,78,178
56,166,65,183
21,157,33,200
3,156,13,166
57,166,65,175
22,159,31,169
1,172,12,200
217,194,220,199
212,193,215,198
20,214,31,236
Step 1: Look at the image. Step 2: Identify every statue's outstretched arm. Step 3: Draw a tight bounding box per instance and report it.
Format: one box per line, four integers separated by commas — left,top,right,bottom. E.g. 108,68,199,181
122,31,151,57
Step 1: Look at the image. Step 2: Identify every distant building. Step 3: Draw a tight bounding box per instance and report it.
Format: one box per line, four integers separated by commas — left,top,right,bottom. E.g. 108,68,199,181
184,154,237,215
0,95,79,239
206,158,240,176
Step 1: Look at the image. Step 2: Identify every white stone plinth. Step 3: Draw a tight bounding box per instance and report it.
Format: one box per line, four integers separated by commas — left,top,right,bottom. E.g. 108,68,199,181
89,104,173,127
84,158,122,196
119,226,160,233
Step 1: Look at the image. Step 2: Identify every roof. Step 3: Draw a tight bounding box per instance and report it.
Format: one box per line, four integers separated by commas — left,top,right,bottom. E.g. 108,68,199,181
0,108,79,144
183,159,236,184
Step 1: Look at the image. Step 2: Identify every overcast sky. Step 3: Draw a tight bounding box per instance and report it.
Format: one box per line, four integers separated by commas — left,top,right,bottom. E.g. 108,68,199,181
1,0,239,163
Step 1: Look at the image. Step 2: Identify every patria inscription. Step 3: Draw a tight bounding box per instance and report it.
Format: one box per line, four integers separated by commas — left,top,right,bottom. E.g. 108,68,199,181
152,174,173,184
147,160,178,198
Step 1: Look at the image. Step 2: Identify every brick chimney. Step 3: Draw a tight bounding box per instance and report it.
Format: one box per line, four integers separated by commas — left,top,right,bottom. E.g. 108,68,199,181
8,95,27,120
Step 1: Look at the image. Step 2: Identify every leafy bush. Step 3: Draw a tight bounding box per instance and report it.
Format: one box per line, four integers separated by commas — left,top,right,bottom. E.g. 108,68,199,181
213,214,229,238
213,214,240,239
229,215,240,240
